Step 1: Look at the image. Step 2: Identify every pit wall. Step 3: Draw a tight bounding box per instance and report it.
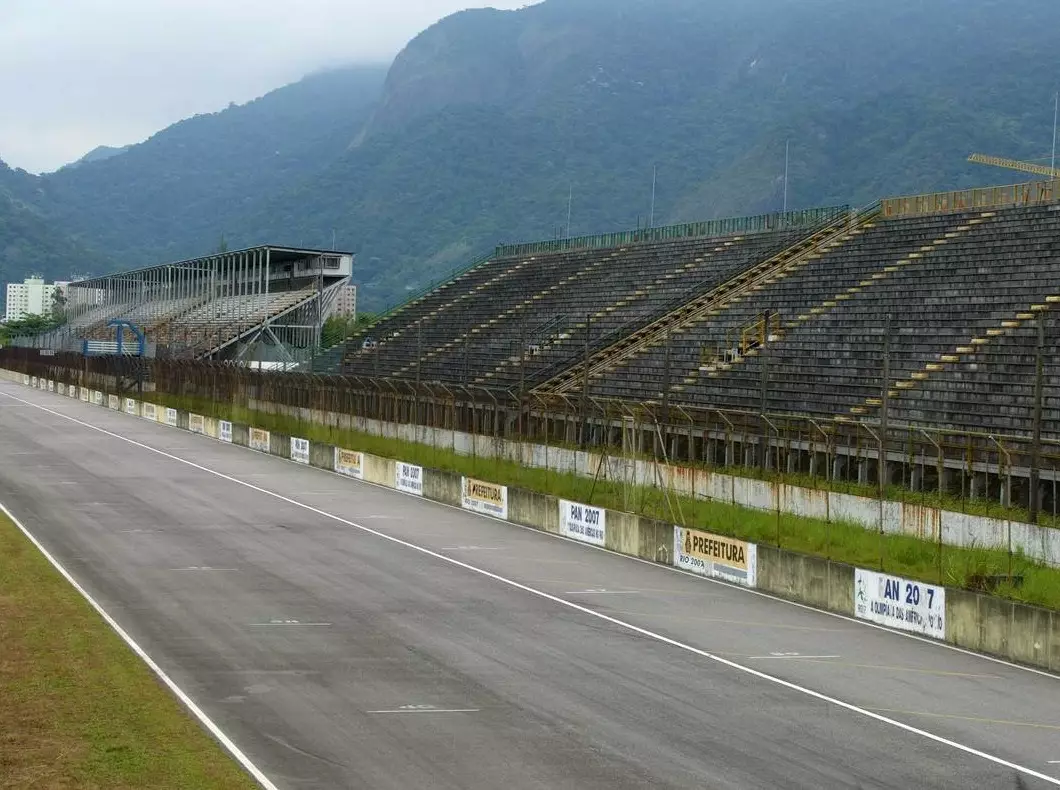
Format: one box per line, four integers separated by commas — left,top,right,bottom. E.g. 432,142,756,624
244,398,1060,568
7,369,1060,674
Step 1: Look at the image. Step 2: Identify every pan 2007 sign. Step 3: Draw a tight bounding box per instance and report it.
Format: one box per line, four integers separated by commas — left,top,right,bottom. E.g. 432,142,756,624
854,569,945,639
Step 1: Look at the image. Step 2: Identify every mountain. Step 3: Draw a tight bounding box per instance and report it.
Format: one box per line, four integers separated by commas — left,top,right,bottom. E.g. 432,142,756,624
245,0,1060,307
4,0,1059,312
0,160,110,309
62,145,133,170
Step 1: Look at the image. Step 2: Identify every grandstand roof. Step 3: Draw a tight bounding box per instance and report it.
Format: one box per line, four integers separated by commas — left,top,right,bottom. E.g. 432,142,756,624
69,244,354,288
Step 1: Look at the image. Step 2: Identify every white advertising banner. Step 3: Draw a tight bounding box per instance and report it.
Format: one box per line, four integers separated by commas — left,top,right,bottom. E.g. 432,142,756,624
124,398,137,415
673,527,757,588
92,391,103,406
22,375,29,386
335,448,364,479
249,427,270,452
855,569,945,640
395,461,424,496
290,437,310,464
57,384,66,396
164,407,178,427
108,394,119,410
80,387,89,402
48,380,54,392
461,477,508,519
67,386,77,399
142,402,157,421
219,420,233,443
188,414,205,434
559,499,606,546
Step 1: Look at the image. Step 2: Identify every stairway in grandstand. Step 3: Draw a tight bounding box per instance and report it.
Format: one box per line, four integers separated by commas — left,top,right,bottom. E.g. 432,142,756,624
533,207,864,395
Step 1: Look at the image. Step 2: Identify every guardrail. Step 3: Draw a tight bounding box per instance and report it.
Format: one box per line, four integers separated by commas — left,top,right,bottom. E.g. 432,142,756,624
881,179,1060,218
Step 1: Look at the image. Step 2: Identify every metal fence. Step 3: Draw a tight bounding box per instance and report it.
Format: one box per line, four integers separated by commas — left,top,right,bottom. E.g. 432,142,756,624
880,179,1060,218
6,347,1059,530
495,205,850,258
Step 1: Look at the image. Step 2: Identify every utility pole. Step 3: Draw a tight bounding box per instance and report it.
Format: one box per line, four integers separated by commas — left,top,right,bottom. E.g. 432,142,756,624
783,139,790,213
566,185,573,240
650,165,657,229
1052,91,1058,176
1030,312,1045,523
661,330,672,458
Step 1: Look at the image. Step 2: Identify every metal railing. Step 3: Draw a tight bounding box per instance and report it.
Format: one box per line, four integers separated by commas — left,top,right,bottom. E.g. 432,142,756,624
881,179,1060,219
495,205,849,259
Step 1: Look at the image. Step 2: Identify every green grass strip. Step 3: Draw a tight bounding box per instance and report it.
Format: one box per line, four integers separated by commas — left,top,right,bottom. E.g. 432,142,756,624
0,510,258,790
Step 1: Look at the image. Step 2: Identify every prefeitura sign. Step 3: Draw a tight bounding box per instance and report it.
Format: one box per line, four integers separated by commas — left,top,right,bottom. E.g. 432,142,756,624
673,527,757,587
559,499,606,547
461,477,507,519
855,569,945,639
335,448,363,479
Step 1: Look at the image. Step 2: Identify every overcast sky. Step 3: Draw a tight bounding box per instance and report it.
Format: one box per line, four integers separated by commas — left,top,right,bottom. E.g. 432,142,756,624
0,1,530,174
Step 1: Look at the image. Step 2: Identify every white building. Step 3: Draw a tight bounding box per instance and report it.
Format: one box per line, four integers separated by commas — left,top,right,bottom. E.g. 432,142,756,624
4,277,50,322
3,277,70,322
332,283,357,319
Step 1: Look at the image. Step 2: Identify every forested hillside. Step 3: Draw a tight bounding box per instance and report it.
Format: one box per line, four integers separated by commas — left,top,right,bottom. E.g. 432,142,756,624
3,0,1058,310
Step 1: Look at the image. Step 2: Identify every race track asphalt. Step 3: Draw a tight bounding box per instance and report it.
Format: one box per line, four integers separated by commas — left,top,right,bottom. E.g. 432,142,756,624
2,379,1060,789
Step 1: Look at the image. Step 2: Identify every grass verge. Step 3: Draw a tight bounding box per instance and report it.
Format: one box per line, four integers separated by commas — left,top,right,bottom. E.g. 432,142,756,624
0,510,258,790
144,391,1060,611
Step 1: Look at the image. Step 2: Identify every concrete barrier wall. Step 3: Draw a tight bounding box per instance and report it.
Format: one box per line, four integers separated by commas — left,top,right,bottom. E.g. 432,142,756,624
9,369,1060,674
756,545,854,614
238,396,1060,566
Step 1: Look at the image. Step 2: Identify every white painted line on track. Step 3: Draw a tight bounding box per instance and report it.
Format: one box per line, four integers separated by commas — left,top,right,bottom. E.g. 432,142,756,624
366,709,480,714
0,499,281,790
4,389,1060,786
750,654,841,660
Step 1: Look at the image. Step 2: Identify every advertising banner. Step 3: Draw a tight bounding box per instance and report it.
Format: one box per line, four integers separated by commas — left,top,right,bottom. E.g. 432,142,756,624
164,408,178,427
249,427,270,452
188,414,205,434
57,384,65,396
461,477,508,519
290,437,310,464
559,499,606,546
395,461,424,496
48,380,55,392
67,386,77,399
335,448,363,479
124,398,137,415
92,391,103,405
219,420,233,443
22,375,29,386
855,569,945,639
673,527,757,587
80,387,89,402
142,403,157,421
108,395,119,410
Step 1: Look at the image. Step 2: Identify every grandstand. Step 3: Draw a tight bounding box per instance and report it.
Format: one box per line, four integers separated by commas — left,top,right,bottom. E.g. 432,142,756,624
39,246,353,362
334,180,1060,515
345,181,1060,441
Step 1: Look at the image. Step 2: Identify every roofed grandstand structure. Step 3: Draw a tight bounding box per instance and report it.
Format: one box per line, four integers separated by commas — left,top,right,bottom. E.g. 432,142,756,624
36,245,353,363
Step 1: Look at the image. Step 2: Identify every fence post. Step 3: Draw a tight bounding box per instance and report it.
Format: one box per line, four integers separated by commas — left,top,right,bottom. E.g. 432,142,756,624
1030,312,1045,523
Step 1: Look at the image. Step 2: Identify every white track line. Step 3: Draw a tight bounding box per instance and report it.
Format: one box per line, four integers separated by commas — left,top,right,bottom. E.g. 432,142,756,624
2,389,1059,785
0,499,280,790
